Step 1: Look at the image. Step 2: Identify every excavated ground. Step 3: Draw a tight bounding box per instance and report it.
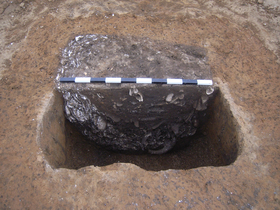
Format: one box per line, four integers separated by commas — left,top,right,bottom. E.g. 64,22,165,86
0,0,279,209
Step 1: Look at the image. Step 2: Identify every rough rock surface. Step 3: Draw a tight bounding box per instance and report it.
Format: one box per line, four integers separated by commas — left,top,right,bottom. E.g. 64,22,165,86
57,34,211,80
57,34,214,154
0,0,280,209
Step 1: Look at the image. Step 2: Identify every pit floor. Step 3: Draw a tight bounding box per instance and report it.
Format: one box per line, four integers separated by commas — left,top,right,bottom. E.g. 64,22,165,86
63,120,229,171
0,0,280,209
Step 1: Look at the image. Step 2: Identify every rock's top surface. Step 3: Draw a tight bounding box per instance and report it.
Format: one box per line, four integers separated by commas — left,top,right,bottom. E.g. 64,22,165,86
57,34,211,90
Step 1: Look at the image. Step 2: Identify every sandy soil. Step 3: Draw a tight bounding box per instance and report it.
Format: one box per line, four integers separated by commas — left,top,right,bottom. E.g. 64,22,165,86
0,0,279,209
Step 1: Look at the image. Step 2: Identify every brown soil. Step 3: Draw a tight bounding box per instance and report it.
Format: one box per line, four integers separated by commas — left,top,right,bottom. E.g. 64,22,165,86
0,0,279,209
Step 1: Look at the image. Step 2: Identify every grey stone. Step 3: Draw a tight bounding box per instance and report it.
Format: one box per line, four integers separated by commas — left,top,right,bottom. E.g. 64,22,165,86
57,34,215,154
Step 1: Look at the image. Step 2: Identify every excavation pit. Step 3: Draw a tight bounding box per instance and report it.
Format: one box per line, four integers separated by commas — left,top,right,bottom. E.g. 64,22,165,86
37,34,240,171
38,87,239,171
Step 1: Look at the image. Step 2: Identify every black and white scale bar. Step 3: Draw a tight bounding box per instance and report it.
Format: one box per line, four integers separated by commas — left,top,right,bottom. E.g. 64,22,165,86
59,77,213,86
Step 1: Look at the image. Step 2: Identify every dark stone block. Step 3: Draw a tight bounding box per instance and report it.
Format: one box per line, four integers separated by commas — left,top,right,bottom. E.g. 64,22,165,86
56,34,215,154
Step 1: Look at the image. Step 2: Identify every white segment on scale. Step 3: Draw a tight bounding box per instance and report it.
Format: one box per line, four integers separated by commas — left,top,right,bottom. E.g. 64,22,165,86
197,80,213,86
105,77,122,83
167,79,183,85
75,77,91,83
136,78,152,84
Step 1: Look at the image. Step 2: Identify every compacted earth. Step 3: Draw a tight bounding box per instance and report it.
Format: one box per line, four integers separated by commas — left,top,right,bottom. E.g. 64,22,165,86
0,0,280,209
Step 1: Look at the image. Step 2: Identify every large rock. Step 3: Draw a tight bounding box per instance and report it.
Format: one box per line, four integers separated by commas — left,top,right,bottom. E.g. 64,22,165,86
56,34,215,154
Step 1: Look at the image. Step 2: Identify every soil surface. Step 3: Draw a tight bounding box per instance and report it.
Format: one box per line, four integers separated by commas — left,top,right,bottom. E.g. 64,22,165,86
0,0,280,209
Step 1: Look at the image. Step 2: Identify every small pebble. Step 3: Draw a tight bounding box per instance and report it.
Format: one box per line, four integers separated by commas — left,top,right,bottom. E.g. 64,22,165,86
178,94,184,100
206,87,214,95
97,116,106,130
134,120,139,128
166,93,174,102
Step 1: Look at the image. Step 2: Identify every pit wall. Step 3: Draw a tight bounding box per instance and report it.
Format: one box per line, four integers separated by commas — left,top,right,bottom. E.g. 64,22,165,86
203,89,240,165
37,91,67,168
